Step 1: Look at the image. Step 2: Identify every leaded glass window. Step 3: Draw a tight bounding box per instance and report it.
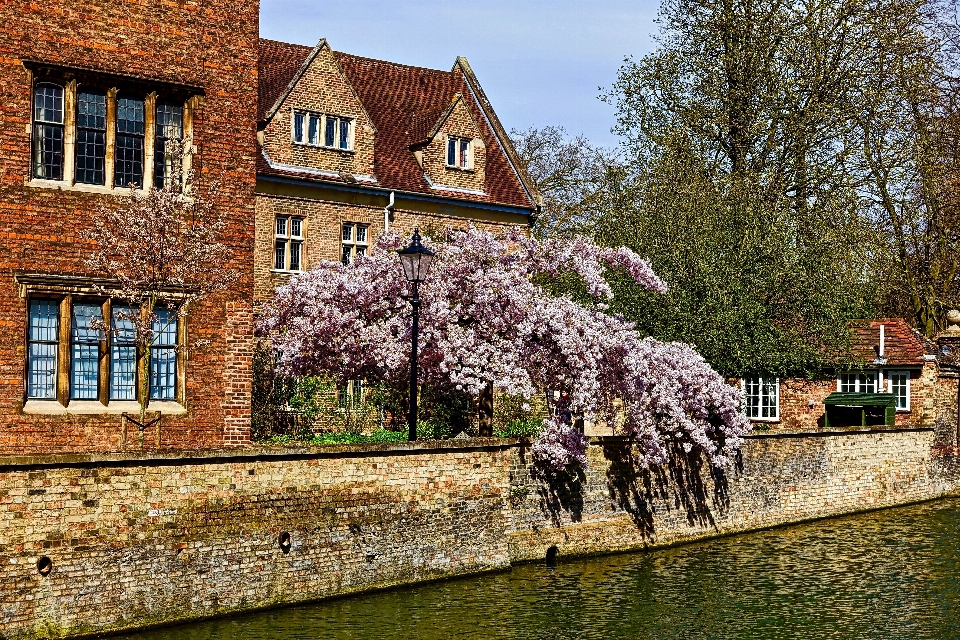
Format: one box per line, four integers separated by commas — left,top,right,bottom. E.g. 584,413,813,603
115,96,145,187
27,299,59,399
110,304,137,400
75,90,107,185
70,303,102,400
32,83,64,180
154,102,184,189
149,308,177,400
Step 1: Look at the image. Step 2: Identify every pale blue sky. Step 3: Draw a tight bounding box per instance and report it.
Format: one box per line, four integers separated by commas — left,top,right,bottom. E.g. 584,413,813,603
260,1,660,148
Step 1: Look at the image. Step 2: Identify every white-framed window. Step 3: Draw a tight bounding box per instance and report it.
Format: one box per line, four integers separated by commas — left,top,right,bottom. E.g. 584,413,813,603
292,110,352,151
446,135,471,169
838,372,878,393
274,216,304,272
32,83,65,180
743,376,779,420
887,370,910,411
341,222,368,264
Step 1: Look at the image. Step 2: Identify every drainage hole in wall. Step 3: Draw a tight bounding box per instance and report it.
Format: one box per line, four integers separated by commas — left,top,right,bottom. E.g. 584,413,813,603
278,532,292,554
546,546,559,565
37,556,52,576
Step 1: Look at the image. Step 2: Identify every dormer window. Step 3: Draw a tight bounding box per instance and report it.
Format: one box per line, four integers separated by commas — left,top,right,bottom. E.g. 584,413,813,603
446,136,471,169
292,110,352,151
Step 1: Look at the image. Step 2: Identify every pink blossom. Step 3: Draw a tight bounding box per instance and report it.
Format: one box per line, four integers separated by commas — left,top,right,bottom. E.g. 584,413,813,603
259,226,750,469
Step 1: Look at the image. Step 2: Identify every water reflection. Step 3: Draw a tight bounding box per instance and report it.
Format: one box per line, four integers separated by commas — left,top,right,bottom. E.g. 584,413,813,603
116,499,960,640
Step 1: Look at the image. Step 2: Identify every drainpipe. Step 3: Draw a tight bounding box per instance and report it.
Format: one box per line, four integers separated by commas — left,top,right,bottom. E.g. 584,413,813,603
879,324,885,359
384,191,395,234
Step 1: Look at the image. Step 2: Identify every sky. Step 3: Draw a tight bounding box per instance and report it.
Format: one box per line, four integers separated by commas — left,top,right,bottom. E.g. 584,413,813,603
260,0,661,148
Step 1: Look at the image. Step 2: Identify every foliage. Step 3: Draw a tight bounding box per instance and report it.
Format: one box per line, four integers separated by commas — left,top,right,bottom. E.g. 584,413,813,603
260,227,750,471
264,429,408,446
492,392,544,438
83,138,235,423
596,0,960,344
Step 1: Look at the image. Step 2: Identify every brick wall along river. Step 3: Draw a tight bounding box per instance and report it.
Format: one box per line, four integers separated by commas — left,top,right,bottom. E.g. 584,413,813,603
0,429,957,639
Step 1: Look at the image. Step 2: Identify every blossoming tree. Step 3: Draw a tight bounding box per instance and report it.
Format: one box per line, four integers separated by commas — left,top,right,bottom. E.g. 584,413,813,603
259,227,750,470
83,139,235,431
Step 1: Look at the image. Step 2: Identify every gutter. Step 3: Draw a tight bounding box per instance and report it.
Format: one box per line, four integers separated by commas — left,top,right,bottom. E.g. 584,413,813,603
258,173,537,217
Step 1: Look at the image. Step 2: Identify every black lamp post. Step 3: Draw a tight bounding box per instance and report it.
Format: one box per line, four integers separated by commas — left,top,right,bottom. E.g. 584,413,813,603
398,228,435,441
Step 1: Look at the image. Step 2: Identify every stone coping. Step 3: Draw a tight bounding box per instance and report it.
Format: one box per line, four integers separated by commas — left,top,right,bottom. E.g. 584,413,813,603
0,427,935,470
0,438,521,471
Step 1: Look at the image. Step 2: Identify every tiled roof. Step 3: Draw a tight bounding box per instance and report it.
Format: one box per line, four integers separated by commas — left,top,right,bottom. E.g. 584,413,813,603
848,318,930,367
258,38,313,122
255,38,536,210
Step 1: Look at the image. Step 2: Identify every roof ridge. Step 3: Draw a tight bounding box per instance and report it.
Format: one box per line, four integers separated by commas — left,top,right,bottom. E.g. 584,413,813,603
334,51,451,75
259,37,312,49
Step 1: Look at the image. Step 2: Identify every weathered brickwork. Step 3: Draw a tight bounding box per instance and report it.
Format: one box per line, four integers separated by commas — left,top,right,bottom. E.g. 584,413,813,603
0,431,957,638
421,98,487,193
253,186,530,305
507,429,956,561
0,1,259,454
260,42,376,178
750,364,940,433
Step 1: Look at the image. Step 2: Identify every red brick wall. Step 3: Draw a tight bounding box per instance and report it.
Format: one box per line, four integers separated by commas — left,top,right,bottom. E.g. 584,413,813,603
0,0,259,453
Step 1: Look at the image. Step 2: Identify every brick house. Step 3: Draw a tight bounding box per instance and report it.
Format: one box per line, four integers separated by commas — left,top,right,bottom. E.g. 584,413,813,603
0,0,260,454
254,38,540,411
741,319,951,441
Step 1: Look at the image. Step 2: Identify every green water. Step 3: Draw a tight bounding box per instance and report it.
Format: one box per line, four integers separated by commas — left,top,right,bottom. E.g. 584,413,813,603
116,499,960,639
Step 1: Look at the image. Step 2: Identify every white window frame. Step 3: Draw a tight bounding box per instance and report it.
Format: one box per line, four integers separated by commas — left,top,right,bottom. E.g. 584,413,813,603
446,135,472,169
291,110,353,151
837,371,880,393
742,376,779,421
274,215,304,272
886,370,911,412
341,222,369,265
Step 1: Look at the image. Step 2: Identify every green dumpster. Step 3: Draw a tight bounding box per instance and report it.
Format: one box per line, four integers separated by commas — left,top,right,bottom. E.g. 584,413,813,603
823,392,896,429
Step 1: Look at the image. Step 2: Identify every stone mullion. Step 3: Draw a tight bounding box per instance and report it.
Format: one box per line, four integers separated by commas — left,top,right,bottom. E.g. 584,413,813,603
143,92,156,189
63,79,77,185
99,298,111,405
57,295,71,405
104,88,117,189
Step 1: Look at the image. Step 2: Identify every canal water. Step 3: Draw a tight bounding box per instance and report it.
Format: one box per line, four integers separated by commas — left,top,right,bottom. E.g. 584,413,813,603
116,498,960,639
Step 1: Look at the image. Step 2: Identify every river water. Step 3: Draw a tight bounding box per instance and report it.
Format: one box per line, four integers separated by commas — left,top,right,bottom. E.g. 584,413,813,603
116,498,960,640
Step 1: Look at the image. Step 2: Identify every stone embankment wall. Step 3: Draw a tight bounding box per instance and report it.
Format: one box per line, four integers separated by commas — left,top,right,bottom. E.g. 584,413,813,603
0,429,956,639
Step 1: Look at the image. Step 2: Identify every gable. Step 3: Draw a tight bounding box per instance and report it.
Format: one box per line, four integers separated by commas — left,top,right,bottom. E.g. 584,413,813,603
418,95,486,194
260,41,376,180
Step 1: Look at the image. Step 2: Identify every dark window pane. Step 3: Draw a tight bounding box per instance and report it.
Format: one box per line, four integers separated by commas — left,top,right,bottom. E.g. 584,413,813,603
325,117,335,147
290,218,302,237
309,115,319,145
115,135,144,187
34,84,64,124
447,138,456,165
294,111,304,143
275,241,286,270
290,241,301,271
75,128,106,185
342,245,352,265
33,124,63,180
339,118,350,149
77,91,106,129
460,139,469,167
116,97,145,135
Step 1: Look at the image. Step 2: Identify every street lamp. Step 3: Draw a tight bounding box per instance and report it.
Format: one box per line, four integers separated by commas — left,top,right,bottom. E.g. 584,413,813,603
398,228,435,441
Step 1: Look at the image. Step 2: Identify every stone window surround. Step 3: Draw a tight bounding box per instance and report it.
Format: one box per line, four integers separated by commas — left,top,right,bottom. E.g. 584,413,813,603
341,222,369,264
273,215,305,273
24,66,199,196
16,274,187,416
291,109,355,152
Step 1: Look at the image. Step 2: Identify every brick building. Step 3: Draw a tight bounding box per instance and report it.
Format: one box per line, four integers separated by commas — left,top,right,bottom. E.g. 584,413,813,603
740,319,952,441
0,0,260,453
255,38,540,305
